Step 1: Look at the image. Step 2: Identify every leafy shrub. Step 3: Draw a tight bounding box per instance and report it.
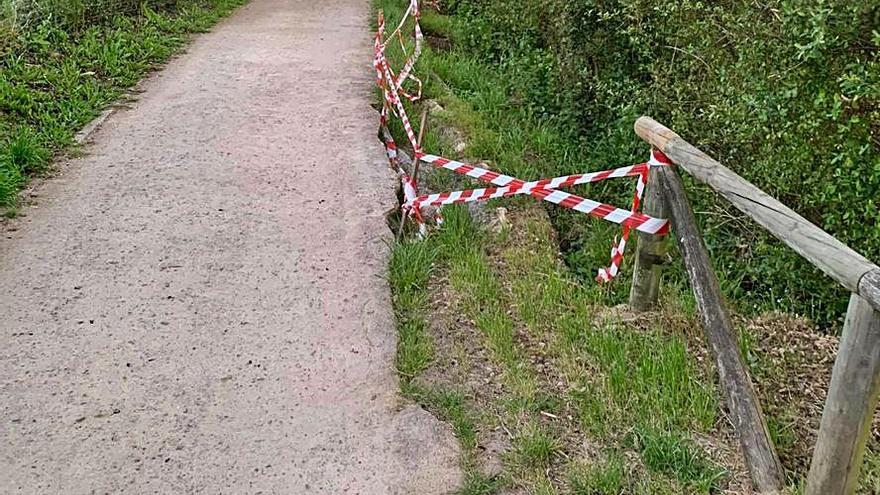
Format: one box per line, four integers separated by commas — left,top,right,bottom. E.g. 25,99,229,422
440,0,880,327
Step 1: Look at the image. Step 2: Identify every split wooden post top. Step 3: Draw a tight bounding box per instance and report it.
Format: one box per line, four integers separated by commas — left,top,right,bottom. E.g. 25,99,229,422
634,116,880,312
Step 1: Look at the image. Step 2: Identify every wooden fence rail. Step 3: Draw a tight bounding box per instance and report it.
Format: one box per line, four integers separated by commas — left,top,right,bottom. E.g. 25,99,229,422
630,116,880,495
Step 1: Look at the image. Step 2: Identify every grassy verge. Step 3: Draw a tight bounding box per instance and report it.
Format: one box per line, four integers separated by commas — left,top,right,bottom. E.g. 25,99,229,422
0,0,247,210
391,203,733,494
378,1,880,493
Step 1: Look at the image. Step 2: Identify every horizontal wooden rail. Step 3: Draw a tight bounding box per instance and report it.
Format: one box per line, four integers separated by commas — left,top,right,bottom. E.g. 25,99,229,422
634,116,880,313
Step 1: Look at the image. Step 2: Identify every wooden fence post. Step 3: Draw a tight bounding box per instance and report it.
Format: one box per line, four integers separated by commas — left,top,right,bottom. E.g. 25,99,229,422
806,294,880,495
657,165,784,493
629,165,667,311
634,116,880,492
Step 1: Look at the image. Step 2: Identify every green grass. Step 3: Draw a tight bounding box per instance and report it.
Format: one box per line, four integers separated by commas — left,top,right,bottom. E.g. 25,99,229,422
568,456,626,495
631,428,727,492
387,202,725,492
509,423,561,470
375,1,880,493
0,0,247,208
389,218,503,490
379,0,729,490
389,240,438,380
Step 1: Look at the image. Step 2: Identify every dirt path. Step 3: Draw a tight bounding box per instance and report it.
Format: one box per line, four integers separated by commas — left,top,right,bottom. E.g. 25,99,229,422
0,1,461,493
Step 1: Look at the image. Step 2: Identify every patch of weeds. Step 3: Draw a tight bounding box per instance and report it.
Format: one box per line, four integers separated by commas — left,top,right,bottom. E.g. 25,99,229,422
389,240,438,382
430,387,478,450
766,411,798,462
3,127,49,176
439,206,539,410
568,456,626,495
584,324,717,433
419,10,457,40
0,162,24,207
859,448,880,495
460,471,503,495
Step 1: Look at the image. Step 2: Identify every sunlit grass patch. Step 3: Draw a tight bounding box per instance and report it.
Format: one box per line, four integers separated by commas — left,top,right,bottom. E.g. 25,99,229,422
0,0,247,207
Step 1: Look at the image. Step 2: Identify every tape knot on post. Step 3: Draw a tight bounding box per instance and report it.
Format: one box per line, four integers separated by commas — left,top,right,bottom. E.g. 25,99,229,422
648,149,672,167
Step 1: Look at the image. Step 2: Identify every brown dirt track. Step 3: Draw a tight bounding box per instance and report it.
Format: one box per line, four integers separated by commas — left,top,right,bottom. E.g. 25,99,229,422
0,0,461,493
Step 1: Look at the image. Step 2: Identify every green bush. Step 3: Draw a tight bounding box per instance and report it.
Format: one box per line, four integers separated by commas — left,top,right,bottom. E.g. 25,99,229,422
440,0,880,327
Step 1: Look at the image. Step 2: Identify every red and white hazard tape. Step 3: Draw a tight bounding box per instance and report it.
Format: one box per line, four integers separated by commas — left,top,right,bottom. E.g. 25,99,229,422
374,1,424,151
375,0,430,237
374,0,671,280
407,159,648,208
596,149,673,281
412,152,670,236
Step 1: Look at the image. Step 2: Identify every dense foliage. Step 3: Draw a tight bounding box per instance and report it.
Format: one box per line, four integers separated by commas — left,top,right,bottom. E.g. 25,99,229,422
0,0,244,209
439,0,879,327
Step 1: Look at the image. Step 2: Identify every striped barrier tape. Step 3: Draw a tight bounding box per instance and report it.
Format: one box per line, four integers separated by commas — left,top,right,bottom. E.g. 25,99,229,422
408,161,649,209
380,124,427,237
375,1,429,238
374,0,671,280
597,149,672,281
411,152,670,236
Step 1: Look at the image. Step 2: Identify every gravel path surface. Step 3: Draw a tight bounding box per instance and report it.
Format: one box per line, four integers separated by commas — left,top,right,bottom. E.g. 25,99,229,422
0,0,461,493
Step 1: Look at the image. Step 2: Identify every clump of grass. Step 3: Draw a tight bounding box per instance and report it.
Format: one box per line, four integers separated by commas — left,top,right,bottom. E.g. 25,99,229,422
4,127,49,175
509,423,561,470
0,161,24,207
460,471,502,495
630,428,727,493
389,240,438,382
584,324,717,432
568,456,626,495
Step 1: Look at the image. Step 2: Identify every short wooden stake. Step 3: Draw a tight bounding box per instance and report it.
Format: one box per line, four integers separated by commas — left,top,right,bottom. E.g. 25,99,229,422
629,164,667,311
396,107,430,240
806,293,880,495
657,165,784,493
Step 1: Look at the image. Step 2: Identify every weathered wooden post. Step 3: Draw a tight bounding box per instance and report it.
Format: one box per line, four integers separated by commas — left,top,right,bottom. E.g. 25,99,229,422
633,115,880,493
629,165,667,311
657,165,785,493
806,294,880,495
